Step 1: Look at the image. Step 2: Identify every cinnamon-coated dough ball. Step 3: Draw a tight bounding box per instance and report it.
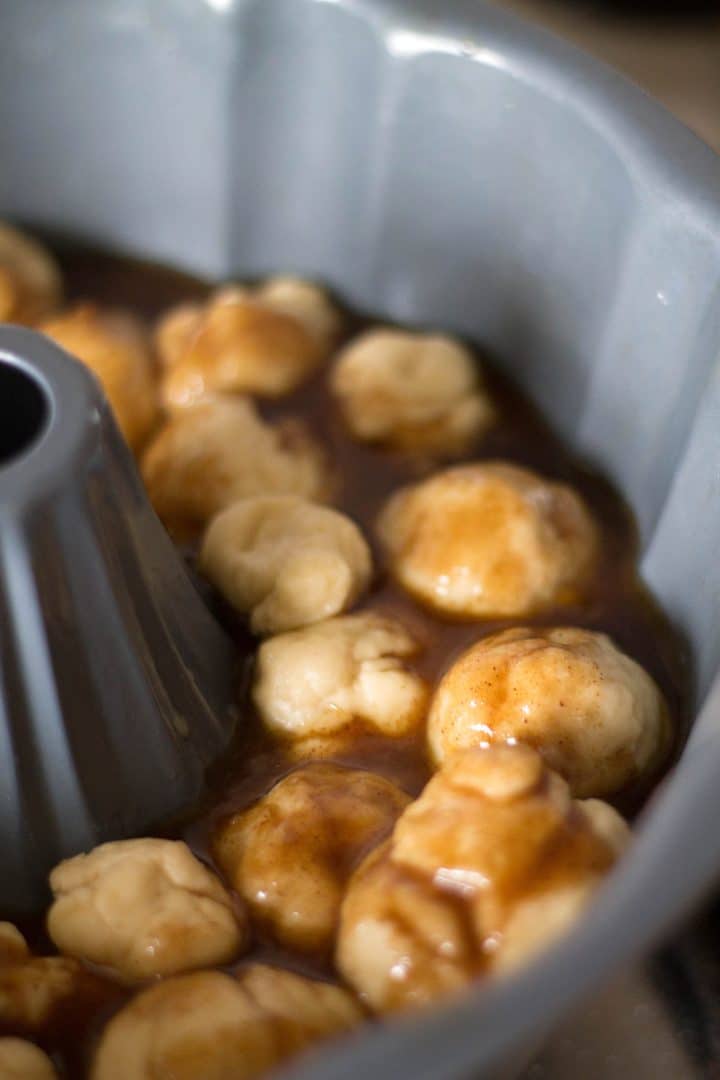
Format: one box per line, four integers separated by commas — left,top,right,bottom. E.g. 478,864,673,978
331,329,494,454
253,612,428,739
141,397,328,539
337,744,628,1011
377,462,598,617
0,222,61,325
91,965,362,1080
200,495,371,635
47,838,247,984
156,277,339,407
428,627,670,798
0,1039,57,1080
214,764,410,952
41,305,157,452
0,926,102,1032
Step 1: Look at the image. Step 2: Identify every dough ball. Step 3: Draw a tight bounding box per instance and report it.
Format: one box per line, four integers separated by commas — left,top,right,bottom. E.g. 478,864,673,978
0,927,101,1032
428,626,670,798
156,277,339,407
0,924,29,964
47,838,247,984
337,744,628,1011
377,462,598,617
199,495,371,635
253,611,428,739
257,276,340,351
214,763,410,952
91,965,361,1080
0,1039,57,1079
0,222,61,325
331,329,494,454
141,397,329,540
41,304,157,452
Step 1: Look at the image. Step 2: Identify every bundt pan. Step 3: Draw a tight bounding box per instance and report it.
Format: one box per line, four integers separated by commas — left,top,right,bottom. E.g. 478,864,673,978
1,0,720,1076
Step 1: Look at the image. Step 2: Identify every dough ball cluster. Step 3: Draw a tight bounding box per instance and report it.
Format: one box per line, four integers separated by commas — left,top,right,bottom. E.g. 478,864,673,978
428,627,670,798
141,397,329,539
377,462,598,617
214,763,410,953
331,329,494,454
47,838,247,984
199,496,371,635
253,611,428,739
41,304,158,453
92,964,362,1080
156,277,340,407
337,744,628,1012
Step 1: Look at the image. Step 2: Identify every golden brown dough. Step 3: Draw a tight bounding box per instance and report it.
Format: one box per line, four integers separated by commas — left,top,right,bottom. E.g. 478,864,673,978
253,611,428,738
156,277,339,407
428,626,670,798
256,276,340,349
0,926,102,1033
0,924,29,964
337,744,628,1011
377,462,597,617
47,838,247,984
91,965,362,1080
0,222,62,325
41,305,157,453
214,764,410,952
199,495,371,635
0,1039,58,1079
141,397,329,540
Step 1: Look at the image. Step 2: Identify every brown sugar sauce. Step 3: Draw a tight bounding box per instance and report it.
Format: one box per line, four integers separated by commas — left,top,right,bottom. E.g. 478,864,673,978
2,242,691,1077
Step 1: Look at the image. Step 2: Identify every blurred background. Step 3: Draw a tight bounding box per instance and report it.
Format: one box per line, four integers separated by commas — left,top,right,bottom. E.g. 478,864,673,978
500,3,720,1077
503,0,720,152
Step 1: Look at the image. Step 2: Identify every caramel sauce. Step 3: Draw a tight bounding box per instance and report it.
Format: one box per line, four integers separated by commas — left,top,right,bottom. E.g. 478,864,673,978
2,241,691,1077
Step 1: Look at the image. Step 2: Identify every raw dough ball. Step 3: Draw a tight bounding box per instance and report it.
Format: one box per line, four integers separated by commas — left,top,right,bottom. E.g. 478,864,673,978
214,763,410,952
156,277,339,407
428,626,670,798
331,329,494,454
377,462,598,617
0,927,101,1032
141,397,329,539
199,495,371,635
47,838,247,984
41,305,158,452
253,611,428,739
92,965,362,1080
337,744,628,1011
0,1039,57,1079
0,222,61,325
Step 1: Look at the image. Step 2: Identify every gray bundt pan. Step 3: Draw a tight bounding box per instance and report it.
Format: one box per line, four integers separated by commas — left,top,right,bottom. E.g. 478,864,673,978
1,0,720,1076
